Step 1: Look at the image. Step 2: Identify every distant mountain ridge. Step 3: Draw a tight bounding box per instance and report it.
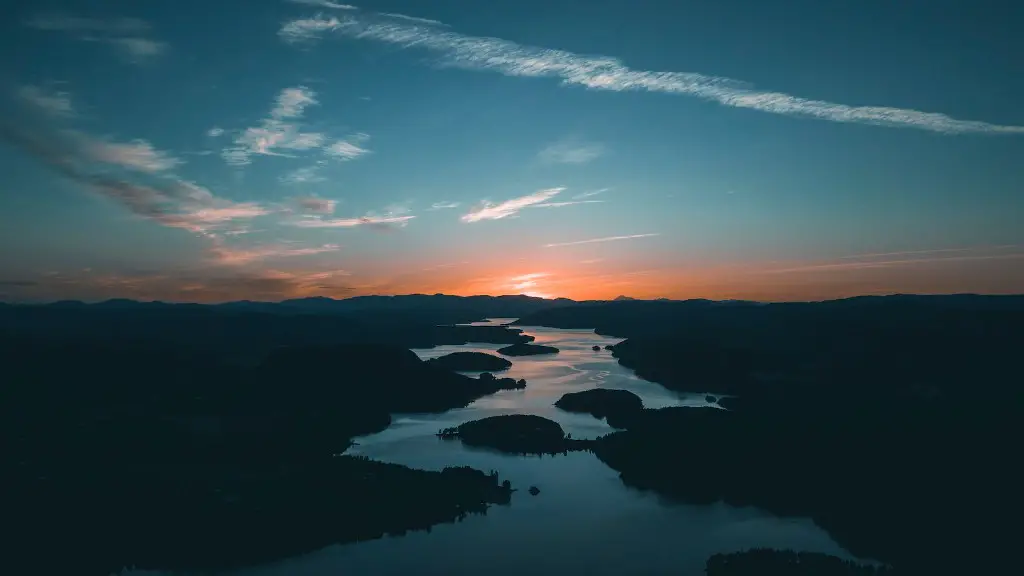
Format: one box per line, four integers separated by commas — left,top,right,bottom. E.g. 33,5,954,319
4,292,1023,316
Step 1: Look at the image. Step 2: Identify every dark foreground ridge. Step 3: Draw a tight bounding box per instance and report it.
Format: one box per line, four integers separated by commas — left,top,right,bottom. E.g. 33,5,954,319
438,414,592,455
526,294,1022,574
427,351,513,371
554,388,644,428
496,342,560,356
4,336,517,575
705,549,895,575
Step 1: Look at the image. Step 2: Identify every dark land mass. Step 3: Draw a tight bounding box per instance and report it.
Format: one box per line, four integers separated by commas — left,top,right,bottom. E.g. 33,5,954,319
0,302,534,357
3,334,516,575
5,293,1022,574
496,342,560,356
706,549,894,575
478,371,527,390
531,294,1023,574
438,415,592,455
427,351,513,371
554,389,644,428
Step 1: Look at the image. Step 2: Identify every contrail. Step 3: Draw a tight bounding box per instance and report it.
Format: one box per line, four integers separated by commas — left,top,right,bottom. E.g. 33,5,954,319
544,234,660,248
280,14,1024,135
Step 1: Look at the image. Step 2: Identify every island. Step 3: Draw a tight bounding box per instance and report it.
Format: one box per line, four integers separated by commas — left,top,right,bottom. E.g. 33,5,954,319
427,351,513,372
705,549,893,575
554,389,644,428
478,372,527,390
437,415,592,455
496,343,560,357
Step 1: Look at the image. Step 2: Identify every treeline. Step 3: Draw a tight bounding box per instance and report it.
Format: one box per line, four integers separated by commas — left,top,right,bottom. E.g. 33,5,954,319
705,549,894,575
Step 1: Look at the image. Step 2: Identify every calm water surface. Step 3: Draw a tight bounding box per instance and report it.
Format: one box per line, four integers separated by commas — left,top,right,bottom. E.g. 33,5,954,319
129,320,860,576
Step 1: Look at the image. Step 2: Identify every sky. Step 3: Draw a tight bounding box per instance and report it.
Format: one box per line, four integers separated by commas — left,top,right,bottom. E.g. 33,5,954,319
1,0,1023,303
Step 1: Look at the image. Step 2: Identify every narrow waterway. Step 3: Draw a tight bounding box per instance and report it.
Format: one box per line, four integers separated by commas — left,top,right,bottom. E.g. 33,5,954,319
128,320,861,576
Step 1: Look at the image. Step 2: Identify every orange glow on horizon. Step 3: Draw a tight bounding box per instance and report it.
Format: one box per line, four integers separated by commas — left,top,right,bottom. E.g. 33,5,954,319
5,246,1023,304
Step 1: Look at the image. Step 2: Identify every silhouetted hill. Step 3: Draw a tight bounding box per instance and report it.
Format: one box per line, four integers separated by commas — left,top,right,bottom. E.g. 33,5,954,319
3,335,519,575
514,293,1024,338
554,389,644,428
0,304,535,356
427,351,513,371
576,298,1023,574
438,415,591,455
278,293,578,318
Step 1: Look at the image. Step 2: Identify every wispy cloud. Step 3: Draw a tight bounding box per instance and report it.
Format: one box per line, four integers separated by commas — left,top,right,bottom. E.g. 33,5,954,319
764,246,1024,274
461,187,563,222
272,86,319,119
221,87,369,167
294,196,337,214
26,12,166,64
280,16,345,43
74,134,182,173
544,234,660,248
286,14,1024,134
429,201,460,210
324,133,371,160
8,267,355,303
380,13,447,27
532,200,604,208
287,0,357,9
538,140,605,164
508,272,549,292
280,165,327,184
834,246,1019,260
105,37,166,62
0,116,267,239
17,85,75,117
222,86,326,166
291,214,415,228
25,13,149,34
206,127,225,137
572,188,609,200
209,242,341,266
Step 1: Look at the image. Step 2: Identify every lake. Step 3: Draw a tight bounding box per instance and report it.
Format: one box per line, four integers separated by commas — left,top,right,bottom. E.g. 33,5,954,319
126,320,861,576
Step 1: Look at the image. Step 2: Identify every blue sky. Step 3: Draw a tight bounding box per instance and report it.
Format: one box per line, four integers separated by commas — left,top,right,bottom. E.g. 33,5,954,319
2,0,1022,302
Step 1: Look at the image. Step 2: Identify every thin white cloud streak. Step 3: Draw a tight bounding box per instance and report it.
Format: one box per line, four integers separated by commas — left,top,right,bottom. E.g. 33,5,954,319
572,188,608,200
429,201,460,210
461,187,563,222
538,141,605,164
290,214,415,228
287,0,357,9
834,245,1020,260
210,242,341,266
531,200,604,208
380,13,447,27
544,233,660,248
207,127,225,137
290,14,1024,135
17,86,75,117
765,251,1024,274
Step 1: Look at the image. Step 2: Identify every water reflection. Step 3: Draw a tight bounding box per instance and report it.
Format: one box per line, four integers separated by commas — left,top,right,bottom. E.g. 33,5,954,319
127,320,860,576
